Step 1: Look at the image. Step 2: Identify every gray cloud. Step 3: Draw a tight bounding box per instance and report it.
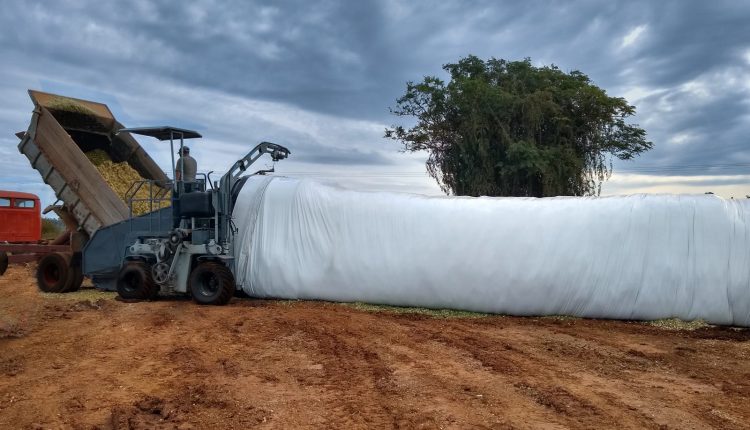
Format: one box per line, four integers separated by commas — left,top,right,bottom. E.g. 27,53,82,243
0,0,749,205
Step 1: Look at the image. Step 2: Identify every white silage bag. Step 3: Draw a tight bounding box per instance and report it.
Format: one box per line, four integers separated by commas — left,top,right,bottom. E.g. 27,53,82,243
232,176,750,326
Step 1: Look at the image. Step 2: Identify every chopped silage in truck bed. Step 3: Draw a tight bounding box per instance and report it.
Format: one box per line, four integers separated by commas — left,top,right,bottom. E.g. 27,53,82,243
41,95,169,216
85,149,169,216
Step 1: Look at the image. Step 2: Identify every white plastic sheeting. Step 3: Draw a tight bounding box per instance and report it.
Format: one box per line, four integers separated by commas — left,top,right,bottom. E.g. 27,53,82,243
233,176,750,326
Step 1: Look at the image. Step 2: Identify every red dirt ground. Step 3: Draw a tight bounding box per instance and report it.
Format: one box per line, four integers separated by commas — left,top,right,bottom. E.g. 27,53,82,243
1,265,749,429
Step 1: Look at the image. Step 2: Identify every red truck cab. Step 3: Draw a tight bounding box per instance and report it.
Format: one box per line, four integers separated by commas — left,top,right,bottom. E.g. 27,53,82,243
0,191,41,243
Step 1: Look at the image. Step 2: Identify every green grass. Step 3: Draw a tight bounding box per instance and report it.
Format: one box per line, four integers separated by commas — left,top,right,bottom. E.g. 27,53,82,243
646,318,710,331
336,302,489,318
540,315,581,321
40,288,116,301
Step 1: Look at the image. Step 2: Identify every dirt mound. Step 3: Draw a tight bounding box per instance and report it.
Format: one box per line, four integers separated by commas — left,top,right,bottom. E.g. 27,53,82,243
1,265,748,429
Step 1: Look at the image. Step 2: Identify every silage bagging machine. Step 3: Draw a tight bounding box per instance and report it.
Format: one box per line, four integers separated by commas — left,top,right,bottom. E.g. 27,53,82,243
87,128,288,305
7,90,289,305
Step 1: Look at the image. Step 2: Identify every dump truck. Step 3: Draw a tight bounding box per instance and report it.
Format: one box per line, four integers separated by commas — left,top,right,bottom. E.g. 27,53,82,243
1,90,169,292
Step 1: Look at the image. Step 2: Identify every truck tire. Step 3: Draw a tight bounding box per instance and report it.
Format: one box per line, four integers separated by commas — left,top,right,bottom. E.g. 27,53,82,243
116,261,158,301
37,252,72,293
0,252,8,276
189,262,235,306
65,265,84,292
62,253,84,292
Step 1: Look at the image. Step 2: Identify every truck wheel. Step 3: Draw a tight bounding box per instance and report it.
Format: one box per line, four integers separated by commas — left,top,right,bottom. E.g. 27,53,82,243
65,265,84,292
189,262,235,306
116,261,158,301
0,252,8,276
37,252,72,293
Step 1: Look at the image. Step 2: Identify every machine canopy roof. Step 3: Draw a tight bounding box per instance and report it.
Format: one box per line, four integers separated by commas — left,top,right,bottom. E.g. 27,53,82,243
118,126,202,141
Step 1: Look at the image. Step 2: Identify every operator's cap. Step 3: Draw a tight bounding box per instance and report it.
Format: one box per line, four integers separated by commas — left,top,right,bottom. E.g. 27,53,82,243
177,146,190,154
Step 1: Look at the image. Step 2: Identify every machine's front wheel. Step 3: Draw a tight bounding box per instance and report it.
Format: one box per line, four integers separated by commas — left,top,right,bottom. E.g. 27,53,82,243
189,262,235,306
36,252,73,293
116,261,158,301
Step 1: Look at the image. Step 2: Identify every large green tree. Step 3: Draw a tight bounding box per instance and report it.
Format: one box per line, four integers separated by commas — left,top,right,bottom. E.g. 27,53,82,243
386,56,652,197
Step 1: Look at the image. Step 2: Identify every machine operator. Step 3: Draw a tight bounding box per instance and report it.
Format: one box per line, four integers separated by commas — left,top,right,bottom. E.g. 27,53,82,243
176,146,197,192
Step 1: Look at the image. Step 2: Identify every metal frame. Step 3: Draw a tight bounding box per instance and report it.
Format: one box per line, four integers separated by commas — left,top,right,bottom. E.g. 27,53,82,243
0,244,71,265
116,127,202,195
217,142,290,247
124,180,173,232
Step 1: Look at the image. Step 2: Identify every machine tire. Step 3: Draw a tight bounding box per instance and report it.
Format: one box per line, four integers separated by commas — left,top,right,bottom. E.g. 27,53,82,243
234,288,251,299
116,261,158,301
0,252,8,276
189,262,235,306
36,252,73,293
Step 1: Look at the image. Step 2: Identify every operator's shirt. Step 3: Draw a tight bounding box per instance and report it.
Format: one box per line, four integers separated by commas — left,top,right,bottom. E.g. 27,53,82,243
176,155,197,182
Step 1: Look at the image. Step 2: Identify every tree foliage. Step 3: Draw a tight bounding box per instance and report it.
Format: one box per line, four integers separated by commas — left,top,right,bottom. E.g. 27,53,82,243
386,56,652,197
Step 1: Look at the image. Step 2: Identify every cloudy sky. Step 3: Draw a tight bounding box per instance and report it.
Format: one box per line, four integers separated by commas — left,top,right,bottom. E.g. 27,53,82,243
1,0,749,208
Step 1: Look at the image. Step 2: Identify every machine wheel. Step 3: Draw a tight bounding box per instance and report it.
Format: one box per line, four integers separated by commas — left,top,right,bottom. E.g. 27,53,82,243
116,261,158,301
234,289,251,299
0,252,8,276
189,262,235,306
36,252,73,293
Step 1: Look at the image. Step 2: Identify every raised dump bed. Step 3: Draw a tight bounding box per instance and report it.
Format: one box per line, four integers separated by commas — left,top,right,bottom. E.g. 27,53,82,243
5,90,171,292
17,90,169,236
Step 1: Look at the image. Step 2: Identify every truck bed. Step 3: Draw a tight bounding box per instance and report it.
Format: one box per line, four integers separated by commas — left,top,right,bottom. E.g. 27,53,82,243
16,90,170,237
18,106,128,235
